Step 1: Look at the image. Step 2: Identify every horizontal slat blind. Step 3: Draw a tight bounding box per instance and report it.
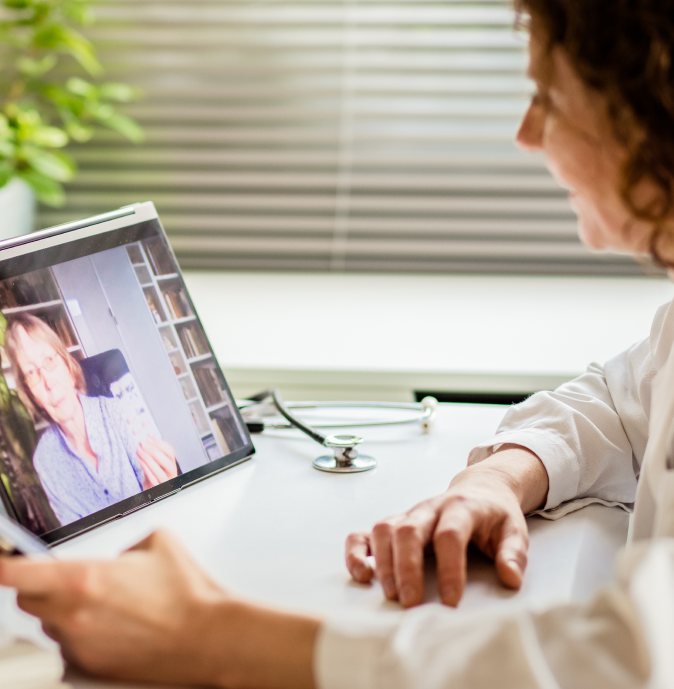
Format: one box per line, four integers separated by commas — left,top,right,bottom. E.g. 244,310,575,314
38,0,644,274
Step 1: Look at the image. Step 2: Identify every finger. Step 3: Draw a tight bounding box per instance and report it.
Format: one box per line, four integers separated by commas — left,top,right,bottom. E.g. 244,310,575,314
345,532,373,583
391,506,439,608
143,436,177,467
127,529,176,555
370,521,398,600
137,446,169,480
0,559,96,598
142,441,177,479
139,439,175,475
149,436,176,459
494,517,529,590
137,451,165,485
432,506,474,607
16,593,73,623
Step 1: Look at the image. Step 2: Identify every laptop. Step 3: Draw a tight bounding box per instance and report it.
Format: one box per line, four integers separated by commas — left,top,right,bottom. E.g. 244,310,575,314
0,202,254,546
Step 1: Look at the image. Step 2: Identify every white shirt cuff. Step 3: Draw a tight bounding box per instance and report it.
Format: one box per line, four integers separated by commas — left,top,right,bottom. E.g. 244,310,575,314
468,428,580,511
314,615,399,689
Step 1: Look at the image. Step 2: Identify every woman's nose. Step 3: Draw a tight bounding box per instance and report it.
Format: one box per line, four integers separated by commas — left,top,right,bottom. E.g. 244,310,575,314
40,370,53,390
516,102,544,152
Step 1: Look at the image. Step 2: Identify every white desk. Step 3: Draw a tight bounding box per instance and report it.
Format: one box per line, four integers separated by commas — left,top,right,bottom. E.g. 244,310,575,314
0,404,629,688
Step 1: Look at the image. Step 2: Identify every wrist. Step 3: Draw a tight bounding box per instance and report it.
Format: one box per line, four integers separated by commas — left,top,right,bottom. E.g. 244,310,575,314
206,599,321,689
460,445,549,513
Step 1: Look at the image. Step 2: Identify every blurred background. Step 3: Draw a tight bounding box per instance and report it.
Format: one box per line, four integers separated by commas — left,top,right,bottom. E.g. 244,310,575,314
3,0,671,404
36,0,646,276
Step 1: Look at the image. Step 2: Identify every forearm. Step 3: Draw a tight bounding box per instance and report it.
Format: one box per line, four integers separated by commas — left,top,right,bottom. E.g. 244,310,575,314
461,444,549,514
208,600,321,689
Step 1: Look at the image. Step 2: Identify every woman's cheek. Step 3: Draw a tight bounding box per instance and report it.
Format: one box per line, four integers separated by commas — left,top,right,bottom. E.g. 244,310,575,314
542,116,598,193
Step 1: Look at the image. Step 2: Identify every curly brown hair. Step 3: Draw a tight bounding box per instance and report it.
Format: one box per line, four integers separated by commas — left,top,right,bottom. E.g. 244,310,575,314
514,0,674,266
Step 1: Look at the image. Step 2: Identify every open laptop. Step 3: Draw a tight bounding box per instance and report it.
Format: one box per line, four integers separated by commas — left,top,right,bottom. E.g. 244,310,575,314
0,202,254,546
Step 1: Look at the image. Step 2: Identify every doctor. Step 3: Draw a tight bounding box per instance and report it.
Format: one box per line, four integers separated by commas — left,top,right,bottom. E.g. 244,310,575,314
1,0,674,687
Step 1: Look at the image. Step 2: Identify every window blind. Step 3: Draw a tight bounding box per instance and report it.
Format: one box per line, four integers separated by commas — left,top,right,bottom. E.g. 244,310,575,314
37,0,644,275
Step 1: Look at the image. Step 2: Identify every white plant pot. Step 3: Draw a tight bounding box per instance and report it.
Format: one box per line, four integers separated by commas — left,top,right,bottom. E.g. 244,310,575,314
0,178,35,240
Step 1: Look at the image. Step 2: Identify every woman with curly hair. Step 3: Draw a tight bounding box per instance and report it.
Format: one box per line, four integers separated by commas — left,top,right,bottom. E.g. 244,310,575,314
1,1,674,687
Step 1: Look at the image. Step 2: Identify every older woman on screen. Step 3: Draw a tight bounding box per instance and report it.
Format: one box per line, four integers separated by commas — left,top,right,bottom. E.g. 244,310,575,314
4,313,178,527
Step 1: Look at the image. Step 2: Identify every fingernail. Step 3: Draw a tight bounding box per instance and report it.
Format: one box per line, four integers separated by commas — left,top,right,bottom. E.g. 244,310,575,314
507,559,522,578
382,578,396,599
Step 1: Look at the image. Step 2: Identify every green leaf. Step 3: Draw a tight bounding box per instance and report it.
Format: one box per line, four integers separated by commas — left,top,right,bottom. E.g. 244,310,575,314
19,169,65,207
65,121,93,142
92,103,113,119
14,107,41,129
33,24,102,76
22,147,75,181
31,125,68,148
0,170,13,190
1,473,13,504
43,85,78,113
100,113,145,143
98,82,141,103
0,114,12,140
4,0,32,9
60,27,103,75
0,141,17,159
63,1,94,26
66,76,96,98
17,54,57,77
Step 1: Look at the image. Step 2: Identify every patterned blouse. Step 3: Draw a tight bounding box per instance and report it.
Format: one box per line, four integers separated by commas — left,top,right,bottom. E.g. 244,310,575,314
33,395,145,527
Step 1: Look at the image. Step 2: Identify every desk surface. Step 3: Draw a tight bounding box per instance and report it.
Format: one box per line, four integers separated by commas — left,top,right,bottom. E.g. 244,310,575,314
0,404,629,688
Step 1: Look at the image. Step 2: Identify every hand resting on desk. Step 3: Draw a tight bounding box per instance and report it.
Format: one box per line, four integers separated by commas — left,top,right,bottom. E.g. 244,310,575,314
345,445,549,608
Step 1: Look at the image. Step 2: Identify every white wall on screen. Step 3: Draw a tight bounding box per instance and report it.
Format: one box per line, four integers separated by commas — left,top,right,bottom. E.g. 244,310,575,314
53,251,209,473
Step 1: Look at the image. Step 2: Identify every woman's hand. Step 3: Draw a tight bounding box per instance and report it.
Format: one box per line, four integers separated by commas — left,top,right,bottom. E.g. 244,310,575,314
345,446,549,609
137,435,178,489
0,532,229,685
0,531,320,689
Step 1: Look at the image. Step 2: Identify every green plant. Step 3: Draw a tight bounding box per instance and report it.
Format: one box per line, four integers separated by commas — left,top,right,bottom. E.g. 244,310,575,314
0,0,144,207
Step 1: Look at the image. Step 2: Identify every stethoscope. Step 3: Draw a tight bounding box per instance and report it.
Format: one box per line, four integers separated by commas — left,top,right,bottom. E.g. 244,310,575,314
238,389,438,473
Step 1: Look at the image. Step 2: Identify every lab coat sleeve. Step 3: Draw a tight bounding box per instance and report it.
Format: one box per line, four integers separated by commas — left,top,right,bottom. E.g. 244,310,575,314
467,359,641,515
464,301,674,516
466,325,663,516
314,540,674,689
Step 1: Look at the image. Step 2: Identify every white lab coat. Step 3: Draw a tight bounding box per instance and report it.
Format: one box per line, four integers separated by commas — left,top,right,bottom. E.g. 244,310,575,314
315,298,674,689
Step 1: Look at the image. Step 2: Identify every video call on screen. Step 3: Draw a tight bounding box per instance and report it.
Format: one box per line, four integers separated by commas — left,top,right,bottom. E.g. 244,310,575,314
0,223,247,536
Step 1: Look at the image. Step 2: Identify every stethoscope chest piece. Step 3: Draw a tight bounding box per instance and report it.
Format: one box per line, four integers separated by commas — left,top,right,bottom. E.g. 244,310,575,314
313,434,376,473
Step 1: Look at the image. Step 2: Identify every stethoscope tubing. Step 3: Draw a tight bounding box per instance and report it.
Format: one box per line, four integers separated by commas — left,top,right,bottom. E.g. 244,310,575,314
239,394,435,432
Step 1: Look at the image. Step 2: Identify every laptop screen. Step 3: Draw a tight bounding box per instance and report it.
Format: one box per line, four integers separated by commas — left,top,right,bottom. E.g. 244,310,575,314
0,211,253,543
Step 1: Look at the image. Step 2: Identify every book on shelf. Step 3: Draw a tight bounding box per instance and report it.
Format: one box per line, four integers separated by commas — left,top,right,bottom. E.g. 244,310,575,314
0,637,69,688
202,434,221,460
163,289,192,321
179,324,207,359
178,327,195,359
145,291,164,324
192,366,225,407
0,271,60,310
189,403,209,434
143,238,176,277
